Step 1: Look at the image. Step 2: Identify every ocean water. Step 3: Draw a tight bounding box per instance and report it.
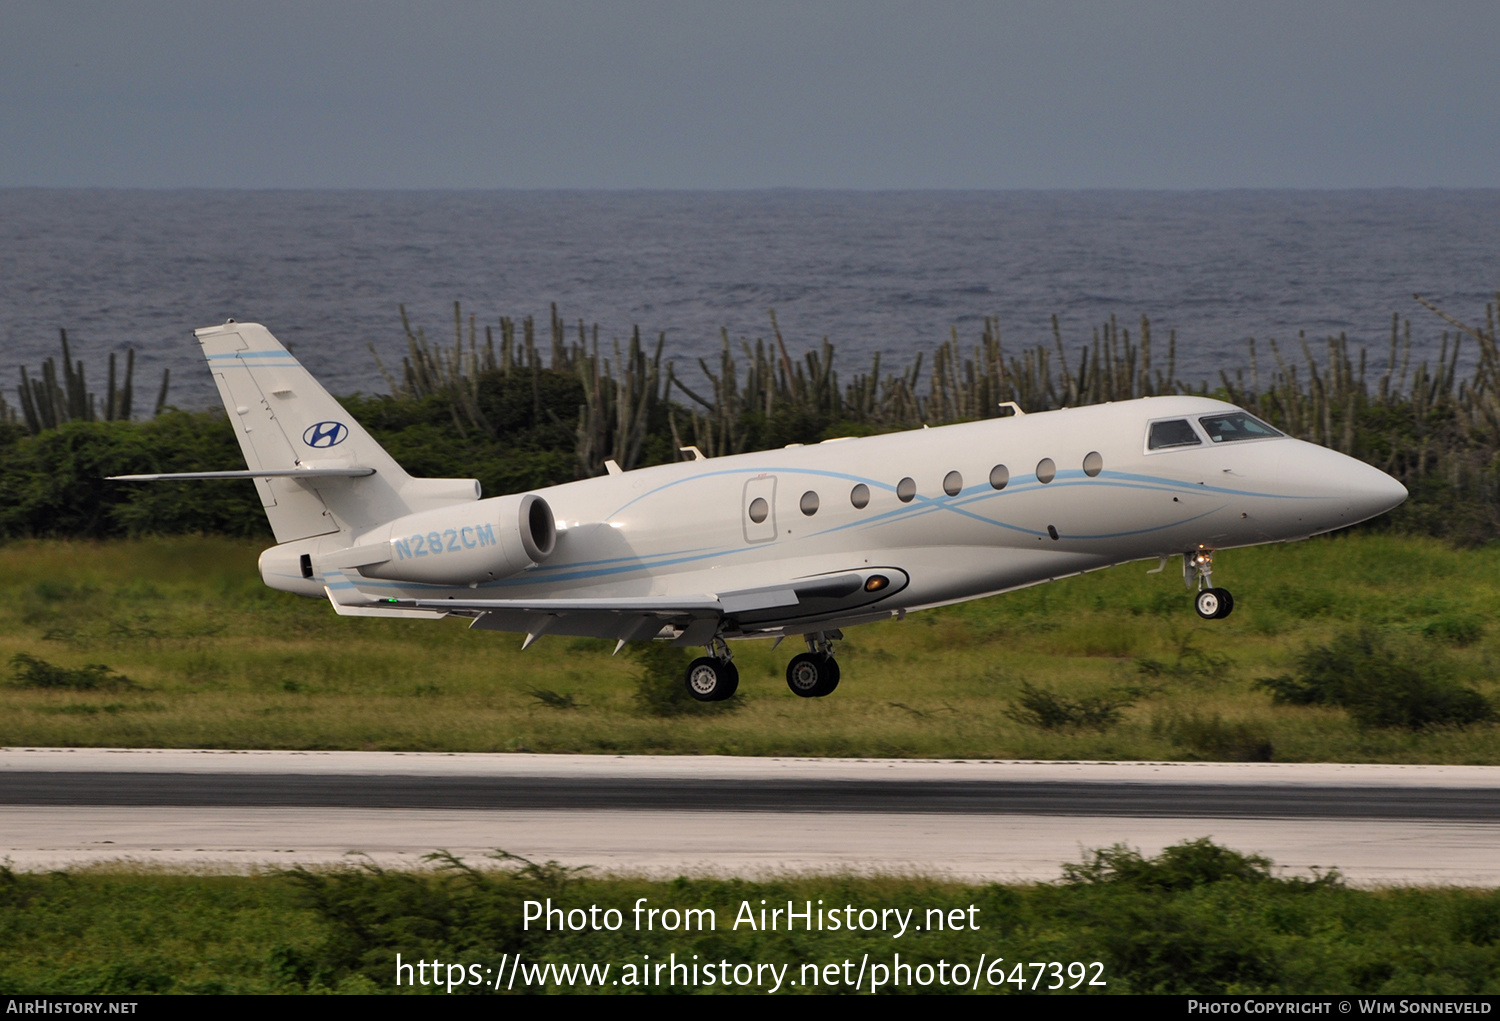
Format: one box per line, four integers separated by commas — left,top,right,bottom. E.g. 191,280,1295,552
1,189,1497,411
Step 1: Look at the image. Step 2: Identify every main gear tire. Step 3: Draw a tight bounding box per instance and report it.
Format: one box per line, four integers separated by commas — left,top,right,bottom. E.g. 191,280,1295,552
786,653,838,697
685,657,739,701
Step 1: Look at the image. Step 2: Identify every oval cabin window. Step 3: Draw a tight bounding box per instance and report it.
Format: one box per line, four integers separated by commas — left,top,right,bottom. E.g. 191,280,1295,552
850,484,870,509
896,477,916,503
800,491,820,516
748,497,769,523
1036,458,1056,484
943,471,963,496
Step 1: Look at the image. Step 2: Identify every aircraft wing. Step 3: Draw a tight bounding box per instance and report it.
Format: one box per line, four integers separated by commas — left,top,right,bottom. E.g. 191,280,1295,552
382,590,795,616
321,568,898,645
321,569,805,645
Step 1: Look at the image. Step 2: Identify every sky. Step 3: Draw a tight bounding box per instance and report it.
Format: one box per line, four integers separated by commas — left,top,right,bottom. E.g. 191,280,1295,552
2,0,1498,190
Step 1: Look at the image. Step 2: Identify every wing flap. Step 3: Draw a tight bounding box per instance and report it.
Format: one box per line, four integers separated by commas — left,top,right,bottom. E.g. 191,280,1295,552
720,588,798,613
387,594,727,614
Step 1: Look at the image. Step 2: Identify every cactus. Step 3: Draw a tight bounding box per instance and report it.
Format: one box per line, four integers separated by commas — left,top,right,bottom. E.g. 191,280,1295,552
13,330,168,436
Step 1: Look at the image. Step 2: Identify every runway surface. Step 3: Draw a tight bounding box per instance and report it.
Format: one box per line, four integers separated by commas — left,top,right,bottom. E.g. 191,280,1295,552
3,749,1498,884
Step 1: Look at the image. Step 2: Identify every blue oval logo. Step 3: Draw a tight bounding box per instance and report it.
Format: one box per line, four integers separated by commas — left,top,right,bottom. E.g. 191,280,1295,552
302,421,349,448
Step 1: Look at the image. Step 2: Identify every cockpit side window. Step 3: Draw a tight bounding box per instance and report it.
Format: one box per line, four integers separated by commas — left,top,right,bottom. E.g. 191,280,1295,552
1147,419,1202,450
1199,412,1283,443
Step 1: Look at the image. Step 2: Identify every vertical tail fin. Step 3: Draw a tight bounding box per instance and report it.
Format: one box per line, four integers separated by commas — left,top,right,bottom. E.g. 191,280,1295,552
196,321,479,543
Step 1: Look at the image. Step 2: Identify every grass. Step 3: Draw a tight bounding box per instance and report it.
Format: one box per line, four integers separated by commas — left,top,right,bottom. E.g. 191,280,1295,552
1,533,1498,761
2,842,1499,994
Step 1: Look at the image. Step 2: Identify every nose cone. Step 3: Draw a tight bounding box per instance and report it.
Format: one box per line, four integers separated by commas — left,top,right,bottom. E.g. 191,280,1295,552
1277,443,1407,533
1345,458,1408,523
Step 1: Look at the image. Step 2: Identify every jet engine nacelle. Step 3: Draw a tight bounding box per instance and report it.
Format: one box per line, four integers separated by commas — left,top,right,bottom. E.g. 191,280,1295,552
354,493,556,586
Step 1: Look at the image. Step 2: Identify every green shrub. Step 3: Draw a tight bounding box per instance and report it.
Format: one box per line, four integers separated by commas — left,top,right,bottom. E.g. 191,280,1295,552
0,414,268,540
275,851,550,991
1056,840,1346,994
629,642,740,717
1154,712,1274,761
1003,681,1134,731
524,687,580,710
8,652,138,691
1421,613,1483,646
1135,630,1232,684
1255,628,1495,730
1061,837,1341,892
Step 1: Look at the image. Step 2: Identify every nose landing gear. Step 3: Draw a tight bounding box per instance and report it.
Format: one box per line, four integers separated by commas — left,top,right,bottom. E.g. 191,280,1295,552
1186,548,1234,620
1194,587,1233,619
786,630,842,697
684,636,740,702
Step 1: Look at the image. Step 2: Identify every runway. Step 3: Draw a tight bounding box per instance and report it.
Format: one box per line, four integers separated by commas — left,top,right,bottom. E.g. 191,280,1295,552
4,748,1498,885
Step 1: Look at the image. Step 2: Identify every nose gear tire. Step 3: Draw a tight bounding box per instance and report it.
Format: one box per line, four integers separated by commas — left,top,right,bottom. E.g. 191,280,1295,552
1195,587,1234,620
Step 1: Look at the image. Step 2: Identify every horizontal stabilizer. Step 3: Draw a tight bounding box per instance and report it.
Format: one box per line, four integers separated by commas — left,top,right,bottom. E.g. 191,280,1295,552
109,468,376,481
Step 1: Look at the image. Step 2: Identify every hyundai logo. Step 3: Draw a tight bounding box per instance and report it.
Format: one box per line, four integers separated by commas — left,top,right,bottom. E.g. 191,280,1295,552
302,421,349,448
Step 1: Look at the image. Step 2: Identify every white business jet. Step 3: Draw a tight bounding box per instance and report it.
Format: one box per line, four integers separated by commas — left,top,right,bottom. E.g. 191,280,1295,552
112,322,1407,701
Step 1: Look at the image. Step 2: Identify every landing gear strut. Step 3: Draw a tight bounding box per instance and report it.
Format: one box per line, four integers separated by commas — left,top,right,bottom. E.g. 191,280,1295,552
1185,548,1234,620
786,630,841,697
684,636,739,702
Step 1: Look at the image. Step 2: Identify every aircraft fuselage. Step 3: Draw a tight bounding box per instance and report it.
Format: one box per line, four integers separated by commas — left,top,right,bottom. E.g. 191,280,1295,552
267,394,1405,640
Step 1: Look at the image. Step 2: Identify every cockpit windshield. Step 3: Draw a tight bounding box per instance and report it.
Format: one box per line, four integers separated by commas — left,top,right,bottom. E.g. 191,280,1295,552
1147,419,1202,450
1198,412,1283,443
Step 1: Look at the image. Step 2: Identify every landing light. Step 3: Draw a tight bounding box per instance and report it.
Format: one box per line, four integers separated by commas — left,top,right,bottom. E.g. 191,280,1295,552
864,575,889,592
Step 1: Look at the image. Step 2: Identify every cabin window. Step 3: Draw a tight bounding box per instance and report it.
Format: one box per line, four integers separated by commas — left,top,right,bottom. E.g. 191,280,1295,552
897,477,916,503
1148,419,1202,449
989,464,1009,490
1036,458,1056,484
748,497,769,523
1083,451,1104,477
1199,412,1283,443
800,491,820,516
943,471,963,496
850,483,870,508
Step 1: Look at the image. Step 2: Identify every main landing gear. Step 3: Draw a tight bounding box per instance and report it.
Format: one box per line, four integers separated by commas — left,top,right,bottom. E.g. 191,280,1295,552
1185,548,1234,620
786,630,841,698
683,630,846,701
684,636,739,702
